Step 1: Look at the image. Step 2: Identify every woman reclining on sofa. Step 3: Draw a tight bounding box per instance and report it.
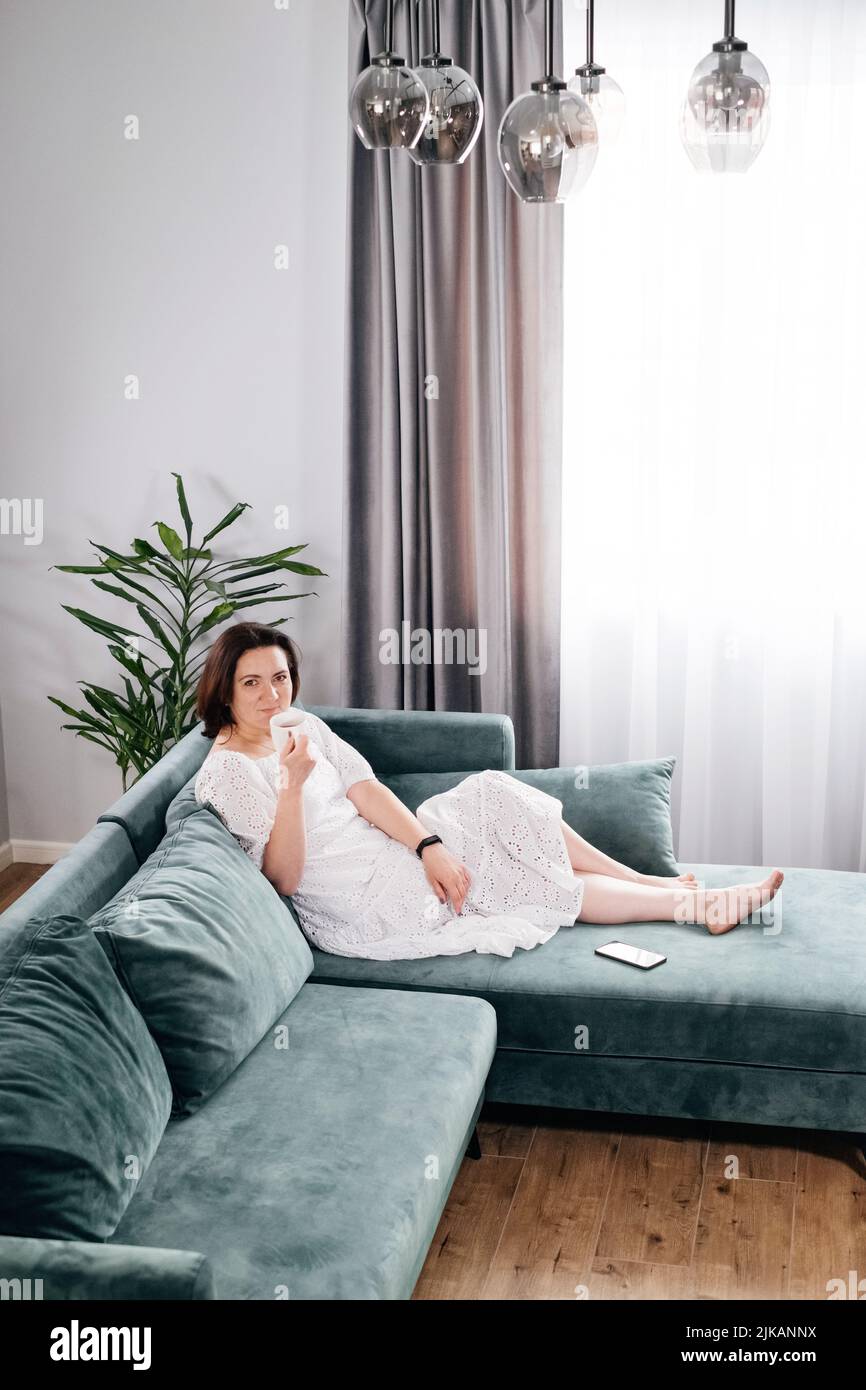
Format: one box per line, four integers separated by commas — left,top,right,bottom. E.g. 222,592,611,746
192,621,783,962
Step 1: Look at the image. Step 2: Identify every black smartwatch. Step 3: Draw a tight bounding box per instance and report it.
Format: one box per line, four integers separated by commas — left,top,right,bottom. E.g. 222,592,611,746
415,834,443,858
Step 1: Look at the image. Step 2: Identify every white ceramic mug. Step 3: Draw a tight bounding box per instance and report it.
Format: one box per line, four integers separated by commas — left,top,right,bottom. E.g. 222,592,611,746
270,708,306,753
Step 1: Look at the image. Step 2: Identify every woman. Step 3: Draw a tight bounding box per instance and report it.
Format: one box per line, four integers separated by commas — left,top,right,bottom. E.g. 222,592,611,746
194,622,783,960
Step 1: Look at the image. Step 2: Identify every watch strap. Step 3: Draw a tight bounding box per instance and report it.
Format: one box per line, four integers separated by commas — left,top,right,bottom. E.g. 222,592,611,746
415,834,443,858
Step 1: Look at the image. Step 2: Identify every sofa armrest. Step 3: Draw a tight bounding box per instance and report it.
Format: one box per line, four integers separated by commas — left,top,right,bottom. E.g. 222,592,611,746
0,1235,216,1300
307,706,515,775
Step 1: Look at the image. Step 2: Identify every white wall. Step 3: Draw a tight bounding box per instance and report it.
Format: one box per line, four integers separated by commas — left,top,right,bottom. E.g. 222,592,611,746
0,0,350,847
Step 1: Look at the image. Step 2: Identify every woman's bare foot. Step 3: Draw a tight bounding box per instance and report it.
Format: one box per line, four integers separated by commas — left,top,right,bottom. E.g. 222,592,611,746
639,871,699,889
677,871,784,935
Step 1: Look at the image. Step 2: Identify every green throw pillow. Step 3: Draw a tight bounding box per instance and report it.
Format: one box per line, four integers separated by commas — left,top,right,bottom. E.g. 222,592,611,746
379,759,678,877
0,915,172,1240
165,775,307,935
89,806,313,1117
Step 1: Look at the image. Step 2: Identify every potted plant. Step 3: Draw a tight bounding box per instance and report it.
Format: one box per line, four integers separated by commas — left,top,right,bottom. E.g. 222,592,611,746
49,472,326,789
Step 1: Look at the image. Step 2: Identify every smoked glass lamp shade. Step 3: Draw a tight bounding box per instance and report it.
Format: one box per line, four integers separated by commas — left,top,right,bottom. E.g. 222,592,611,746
681,48,770,173
568,70,625,146
408,61,484,166
349,59,430,150
498,88,598,203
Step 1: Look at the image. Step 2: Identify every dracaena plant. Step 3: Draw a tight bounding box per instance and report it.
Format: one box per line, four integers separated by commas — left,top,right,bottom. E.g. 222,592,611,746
48,472,326,790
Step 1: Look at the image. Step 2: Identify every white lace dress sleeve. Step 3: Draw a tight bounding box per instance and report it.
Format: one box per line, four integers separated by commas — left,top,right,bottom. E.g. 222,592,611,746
194,750,277,871
301,712,377,794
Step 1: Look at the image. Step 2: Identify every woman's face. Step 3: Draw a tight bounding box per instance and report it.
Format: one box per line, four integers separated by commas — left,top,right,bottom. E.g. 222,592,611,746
230,646,294,732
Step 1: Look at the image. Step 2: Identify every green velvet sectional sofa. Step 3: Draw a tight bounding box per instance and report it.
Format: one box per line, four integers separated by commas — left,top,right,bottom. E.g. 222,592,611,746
2,702,864,1301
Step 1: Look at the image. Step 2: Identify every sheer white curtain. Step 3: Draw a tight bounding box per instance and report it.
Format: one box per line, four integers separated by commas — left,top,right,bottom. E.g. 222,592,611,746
561,0,866,871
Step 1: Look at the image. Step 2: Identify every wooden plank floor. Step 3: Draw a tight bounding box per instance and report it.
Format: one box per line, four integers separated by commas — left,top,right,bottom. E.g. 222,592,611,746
0,861,50,914
3,862,864,1301
413,1107,866,1300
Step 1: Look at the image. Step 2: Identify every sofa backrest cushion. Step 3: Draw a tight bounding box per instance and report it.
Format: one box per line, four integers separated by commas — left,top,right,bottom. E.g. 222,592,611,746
164,772,308,935
0,915,172,1241
310,706,515,775
381,759,679,877
89,805,314,1117
97,721,217,865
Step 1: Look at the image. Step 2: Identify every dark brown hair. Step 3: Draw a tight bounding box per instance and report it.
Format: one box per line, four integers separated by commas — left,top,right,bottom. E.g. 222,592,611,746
196,621,302,739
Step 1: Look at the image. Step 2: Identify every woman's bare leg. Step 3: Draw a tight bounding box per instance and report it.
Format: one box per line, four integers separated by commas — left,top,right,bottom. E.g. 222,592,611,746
575,869,784,936
560,821,696,890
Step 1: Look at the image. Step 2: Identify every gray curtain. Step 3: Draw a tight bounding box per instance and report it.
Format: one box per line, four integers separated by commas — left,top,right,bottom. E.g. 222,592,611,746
343,0,564,769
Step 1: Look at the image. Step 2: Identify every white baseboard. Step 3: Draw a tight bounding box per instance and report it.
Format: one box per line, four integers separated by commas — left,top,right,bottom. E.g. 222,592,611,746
6,840,74,866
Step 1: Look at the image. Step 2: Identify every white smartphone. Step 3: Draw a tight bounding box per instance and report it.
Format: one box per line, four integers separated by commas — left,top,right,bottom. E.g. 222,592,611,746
594,940,667,970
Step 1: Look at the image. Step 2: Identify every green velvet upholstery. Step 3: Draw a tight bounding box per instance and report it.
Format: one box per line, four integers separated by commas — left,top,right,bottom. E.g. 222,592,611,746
164,773,211,834
0,915,172,1241
97,722,217,864
379,758,678,876
0,1235,215,1300
484,1048,866,1132
109,984,496,1299
162,769,311,935
89,808,314,1117
0,822,139,937
308,705,515,775
308,858,866,1132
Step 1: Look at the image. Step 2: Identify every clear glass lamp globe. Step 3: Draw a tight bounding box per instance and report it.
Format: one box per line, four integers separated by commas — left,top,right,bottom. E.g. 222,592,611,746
498,88,598,203
408,62,484,165
349,60,430,150
568,70,625,146
681,48,770,173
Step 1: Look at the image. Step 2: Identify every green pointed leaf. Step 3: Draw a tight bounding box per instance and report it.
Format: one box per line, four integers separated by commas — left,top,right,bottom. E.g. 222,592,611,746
279,561,327,576
51,564,108,574
136,603,179,661
132,537,160,559
90,580,145,607
171,472,193,543
201,502,251,545
217,561,324,584
219,563,288,582
118,542,179,583
61,605,141,642
218,582,285,600
154,522,185,562
88,541,147,569
47,695,109,731
71,730,119,755
194,601,236,636
230,593,315,615
216,544,308,571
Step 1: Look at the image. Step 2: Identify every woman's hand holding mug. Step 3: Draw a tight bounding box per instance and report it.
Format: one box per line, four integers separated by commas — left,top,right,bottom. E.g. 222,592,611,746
277,731,316,795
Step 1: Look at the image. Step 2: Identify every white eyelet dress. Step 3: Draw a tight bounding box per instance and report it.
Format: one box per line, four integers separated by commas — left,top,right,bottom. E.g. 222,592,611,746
194,710,584,961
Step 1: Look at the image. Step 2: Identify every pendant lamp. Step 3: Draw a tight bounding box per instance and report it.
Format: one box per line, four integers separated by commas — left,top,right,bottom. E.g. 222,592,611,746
681,0,770,173
498,0,598,202
408,0,484,165
349,0,430,150
569,0,625,146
